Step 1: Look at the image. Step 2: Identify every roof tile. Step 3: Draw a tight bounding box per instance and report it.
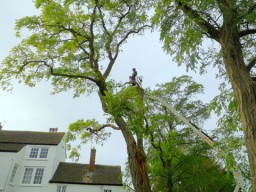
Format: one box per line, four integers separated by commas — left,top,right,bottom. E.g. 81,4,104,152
50,162,123,186
0,130,65,145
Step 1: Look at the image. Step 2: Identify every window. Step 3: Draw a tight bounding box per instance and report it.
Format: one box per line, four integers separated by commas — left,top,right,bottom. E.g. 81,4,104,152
29,148,39,158
29,147,49,159
22,167,44,184
22,168,33,184
39,148,49,158
57,185,67,192
9,164,18,183
33,168,44,184
104,190,112,192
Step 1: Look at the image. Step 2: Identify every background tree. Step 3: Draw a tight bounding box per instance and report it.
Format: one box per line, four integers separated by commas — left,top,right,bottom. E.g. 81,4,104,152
152,0,256,190
144,76,234,192
0,0,151,191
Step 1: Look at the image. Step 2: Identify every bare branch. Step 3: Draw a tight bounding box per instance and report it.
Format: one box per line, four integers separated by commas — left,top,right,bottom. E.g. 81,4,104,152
103,24,150,79
97,5,110,36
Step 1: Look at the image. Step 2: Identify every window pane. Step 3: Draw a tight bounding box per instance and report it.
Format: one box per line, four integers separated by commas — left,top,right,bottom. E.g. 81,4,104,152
33,168,44,184
22,168,33,184
39,148,49,158
29,148,39,158
57,186,61,192
9,164,18,183
62,186,67,192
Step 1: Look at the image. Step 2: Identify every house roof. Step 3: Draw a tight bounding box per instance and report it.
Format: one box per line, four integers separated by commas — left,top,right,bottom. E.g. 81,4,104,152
0,130,65,152
50,162,123,186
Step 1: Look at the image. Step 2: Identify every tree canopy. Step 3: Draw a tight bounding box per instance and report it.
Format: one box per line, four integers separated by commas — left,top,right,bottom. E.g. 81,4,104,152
0,0,152,191
144,76,234,192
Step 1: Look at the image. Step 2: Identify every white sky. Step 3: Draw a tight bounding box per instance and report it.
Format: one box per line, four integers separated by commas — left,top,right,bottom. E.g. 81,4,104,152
0,0,220,171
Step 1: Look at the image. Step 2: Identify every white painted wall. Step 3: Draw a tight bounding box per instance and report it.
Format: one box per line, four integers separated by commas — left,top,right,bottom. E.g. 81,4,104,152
0,142,60,192
48,183,125,192
52,139,66,176
0,153,16,191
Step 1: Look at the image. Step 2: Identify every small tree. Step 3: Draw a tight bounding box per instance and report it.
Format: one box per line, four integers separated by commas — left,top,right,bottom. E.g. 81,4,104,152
145,76,234,192
0,0,151,191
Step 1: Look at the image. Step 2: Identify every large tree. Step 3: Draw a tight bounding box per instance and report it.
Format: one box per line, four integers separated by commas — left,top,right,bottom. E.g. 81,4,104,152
152,0,256,190
0,0,151,191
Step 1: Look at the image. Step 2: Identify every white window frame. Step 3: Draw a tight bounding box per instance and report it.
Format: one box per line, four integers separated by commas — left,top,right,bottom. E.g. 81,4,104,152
57,185,67,192
29,147,49,159
22,167,45,185
9,164,19,184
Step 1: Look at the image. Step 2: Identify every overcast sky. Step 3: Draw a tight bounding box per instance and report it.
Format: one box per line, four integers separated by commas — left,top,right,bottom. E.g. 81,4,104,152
0,0,220,171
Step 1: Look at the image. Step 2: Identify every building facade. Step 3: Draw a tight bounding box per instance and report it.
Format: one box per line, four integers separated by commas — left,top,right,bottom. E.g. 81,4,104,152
0,129,124,192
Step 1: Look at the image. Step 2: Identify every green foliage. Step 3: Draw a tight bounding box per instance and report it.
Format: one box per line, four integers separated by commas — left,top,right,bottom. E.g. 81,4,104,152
141,75,236,191
140,76,236,191
151,0,256,74
0,0,149,97
65,118,111,161
210,82,250,187
104,86,145,133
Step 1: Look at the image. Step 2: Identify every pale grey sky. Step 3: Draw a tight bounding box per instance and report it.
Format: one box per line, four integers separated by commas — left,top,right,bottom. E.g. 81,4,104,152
0,0,220,170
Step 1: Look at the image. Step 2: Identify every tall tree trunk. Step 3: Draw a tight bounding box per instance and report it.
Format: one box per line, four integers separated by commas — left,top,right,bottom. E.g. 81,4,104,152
98,91,151,192
220,25,256,191
115,117,152,192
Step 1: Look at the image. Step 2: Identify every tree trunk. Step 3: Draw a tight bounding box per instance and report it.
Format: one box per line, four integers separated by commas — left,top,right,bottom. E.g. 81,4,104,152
98,89,151,192
115,117,152,192
220,25,256,191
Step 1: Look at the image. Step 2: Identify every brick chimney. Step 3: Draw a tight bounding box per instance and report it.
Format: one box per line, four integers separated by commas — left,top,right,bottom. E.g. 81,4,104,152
49,128,58,133
89,148,96,172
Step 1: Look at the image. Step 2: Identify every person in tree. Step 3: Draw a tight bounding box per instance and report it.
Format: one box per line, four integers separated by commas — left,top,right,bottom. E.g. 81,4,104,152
130,68,137,86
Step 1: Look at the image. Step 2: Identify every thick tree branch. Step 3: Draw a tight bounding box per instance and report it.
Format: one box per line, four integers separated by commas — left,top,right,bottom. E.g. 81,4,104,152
24,60,97,83
175,0,220,41
239,29,256,37
88,3,98,70
246,57,256,72
86,124,120,133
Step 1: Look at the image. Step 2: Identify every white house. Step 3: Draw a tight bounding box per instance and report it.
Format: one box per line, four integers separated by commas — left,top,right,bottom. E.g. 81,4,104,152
0,128,125,192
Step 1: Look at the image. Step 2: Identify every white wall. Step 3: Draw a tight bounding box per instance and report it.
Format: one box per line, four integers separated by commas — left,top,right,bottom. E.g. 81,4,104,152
0,153,16,191
3,144,61,192
0,146,27,192
52,139,66,176
48,183,125,192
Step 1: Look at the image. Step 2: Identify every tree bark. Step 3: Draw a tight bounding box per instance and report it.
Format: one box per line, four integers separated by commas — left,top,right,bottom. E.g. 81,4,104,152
220,24,256,191
115,117,152,192
98,83,151,191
